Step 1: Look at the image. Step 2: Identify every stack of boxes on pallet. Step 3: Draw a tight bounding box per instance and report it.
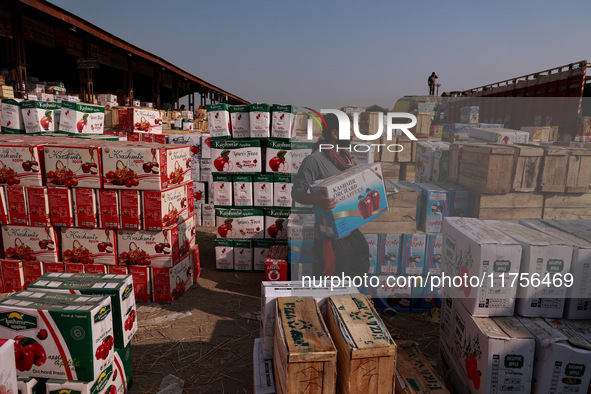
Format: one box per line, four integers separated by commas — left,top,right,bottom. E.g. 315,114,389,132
0,273,135,393
0,133,199,304
208,103,323,277
438,217,591,394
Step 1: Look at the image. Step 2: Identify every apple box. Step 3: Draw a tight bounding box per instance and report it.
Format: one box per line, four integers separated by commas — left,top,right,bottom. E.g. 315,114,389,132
442,217,522,317
128,265,151,303
59,101,105,134
486,220,572,318
253,239,273,272
426,233,443,275
310,163,389,238
234,240,253,271
202,203,215,227
193,181,207,205
142,183,189,231
6,185,28,225
233,175,253,207
215,208,264,239
26,186,50,226
73,188,98,228
271,104,297,140
20,100,61,133
229,105,250,138
211,140,262,173
119,190,141,230
65,262,85,273
152,254,194,303
61,228,118,266
85,264,107,274
122,107,163,133
416,183,448,233
0,292,113,381
44,145,102,188
215,239,234,271
287,213,316,265
1,98,24,133
1,260,24,292
378,234,402,275
45,364,120,394
440,299,535,394
97,189,119,229
253,174,274,208
108,265,127,275
249,103,270,139
199,157,212,182
265,260,287,282
43,262,64,273
22,260,43,289
200,133,212,159
117,227,180,268
0,185,8,224
212,174,232,207
206,103,231,139
0,141,44,186
2,225,58,262
264,208,290,240
273,174,293,208
17,377,41,394
0,340,17,394
265,139,314,174
101,144,166,190
168,133,201,156
165,145,191,186
48,187,74,227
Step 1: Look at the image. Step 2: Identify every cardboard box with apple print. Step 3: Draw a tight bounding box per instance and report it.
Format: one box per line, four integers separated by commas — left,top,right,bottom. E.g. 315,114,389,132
211,140,261,174
43,144,102,188
60,228,118,265
1,98,24,134
264,208,289,240
152,253,194,303
2,225,59,262
59,101,105,134
206,103,231,139
0,140,45,187
248,104,270,139
141,182,193,231
20,101,61,133
215,239,233,271
271,104,298,140
265,139,314,174
229,105,250,139
310,163,389,238
215,208,264,239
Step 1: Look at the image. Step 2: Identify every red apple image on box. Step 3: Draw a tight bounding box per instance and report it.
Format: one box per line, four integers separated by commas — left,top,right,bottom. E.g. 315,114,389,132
2,225,58,262
142,183,188,231
61,228,117,266
152,254,193,303
117,226,180,267
1,259,25,292
0,141,44,186
22,261,43,288
128,265,152,303
43,145,102,188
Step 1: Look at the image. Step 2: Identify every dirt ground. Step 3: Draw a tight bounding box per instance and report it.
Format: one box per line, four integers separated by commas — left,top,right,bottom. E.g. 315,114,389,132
129,228,440,393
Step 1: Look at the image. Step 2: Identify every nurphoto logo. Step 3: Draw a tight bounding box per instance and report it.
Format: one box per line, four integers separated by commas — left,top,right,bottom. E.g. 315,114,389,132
304,108,418,153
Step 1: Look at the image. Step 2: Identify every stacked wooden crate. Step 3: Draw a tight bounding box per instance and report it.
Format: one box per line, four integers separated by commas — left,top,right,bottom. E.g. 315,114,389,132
450,142,591,221
0,76,14,99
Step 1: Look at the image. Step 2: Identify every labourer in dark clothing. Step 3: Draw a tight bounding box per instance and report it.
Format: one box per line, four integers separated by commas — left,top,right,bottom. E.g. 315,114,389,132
292,113,370,278
428,72,438,95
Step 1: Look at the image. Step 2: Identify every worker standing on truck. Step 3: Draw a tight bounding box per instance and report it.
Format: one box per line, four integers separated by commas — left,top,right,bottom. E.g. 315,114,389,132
428,72,438,95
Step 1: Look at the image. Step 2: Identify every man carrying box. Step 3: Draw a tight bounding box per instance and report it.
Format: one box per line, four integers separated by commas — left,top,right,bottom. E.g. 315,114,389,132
292,113,370,278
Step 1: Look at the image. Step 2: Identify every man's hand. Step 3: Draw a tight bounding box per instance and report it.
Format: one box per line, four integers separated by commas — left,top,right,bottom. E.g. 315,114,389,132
312,190,337,211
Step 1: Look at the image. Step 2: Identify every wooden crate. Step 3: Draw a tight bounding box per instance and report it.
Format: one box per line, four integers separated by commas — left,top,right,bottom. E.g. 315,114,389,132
565,148,591,193
511,144,544,192
358,220,417,234
520,126,558,142
457,144,516,194
448,144,463,183
395,138,415,163
469,192,544,220
274,297,337,394
326,294,396,394
413,112,431,137
542,193,591,220
394,340,449,394
539,146,569,193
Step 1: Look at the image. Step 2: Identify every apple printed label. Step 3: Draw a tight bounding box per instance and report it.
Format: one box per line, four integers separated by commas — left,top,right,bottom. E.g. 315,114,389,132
6,185,28,225
2,225,58,263
1,260,24,292
253,239,273,271
44,146,102,188
142,183,188,231
98,189,119,229
271,104,297,140
43,262,64,273
48,187,74,227
20,101,61,133
118,227,180,268
128,266,151,303
211,140,262,174
379,234,402,275
199,158,212,182
215,239,234,270
73,188,98,228
212,174,233,207
402,234,427,275
26,186,51,227
426,234,443,275
233,240,253,271
366,234,379,274
273,175,293,208
1,99,24,133
264,208,290,240
206,104,231,139
202,204,215,227
418,186,448,233
309,163,388,238
102,146,167,190
168,134,201,156
253,175,274,207
193,181,206,205
131,108,163,134
233,175,253,207
229,105,250,139
215,208,264,239
152,254,193,303
248,104,270,139
0,144,44,186
61,228,117,266
200,133,212,159
166,146,191,186
59,101,105,135
23,261,43,288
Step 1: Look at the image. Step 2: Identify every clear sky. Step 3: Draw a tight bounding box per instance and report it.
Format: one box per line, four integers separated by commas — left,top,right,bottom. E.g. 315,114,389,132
49,0,590,109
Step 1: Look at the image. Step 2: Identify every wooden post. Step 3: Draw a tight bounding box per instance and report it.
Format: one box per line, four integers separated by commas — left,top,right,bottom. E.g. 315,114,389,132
7,3,27,97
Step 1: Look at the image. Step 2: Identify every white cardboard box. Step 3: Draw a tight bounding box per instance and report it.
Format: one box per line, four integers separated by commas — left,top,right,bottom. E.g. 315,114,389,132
440,298,535,394
520,219,591,319
442,217,522,317
0,339,17,394
518,317,591,394
253,338,276,394
485,220,572,318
